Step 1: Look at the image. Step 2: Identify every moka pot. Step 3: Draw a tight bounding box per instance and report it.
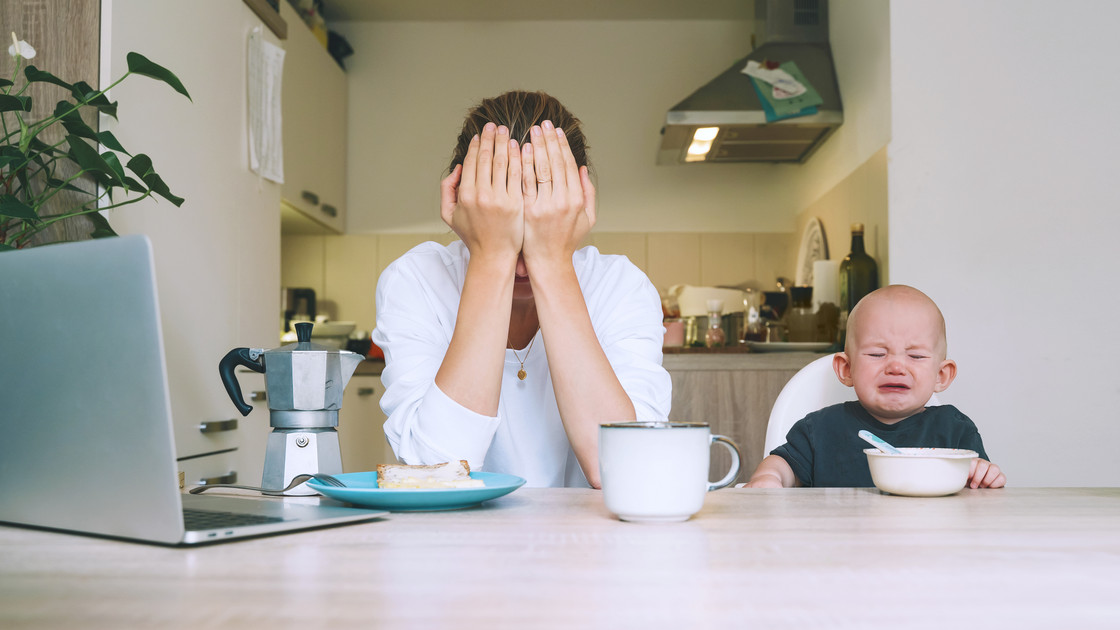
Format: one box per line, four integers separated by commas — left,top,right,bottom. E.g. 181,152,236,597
219,322,363,494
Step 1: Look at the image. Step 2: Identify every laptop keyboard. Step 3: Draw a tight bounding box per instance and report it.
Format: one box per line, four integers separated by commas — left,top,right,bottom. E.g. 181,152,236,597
183,508,286,531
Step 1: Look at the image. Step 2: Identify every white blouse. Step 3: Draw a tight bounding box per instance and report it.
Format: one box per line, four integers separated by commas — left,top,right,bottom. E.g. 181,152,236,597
371,240,672,487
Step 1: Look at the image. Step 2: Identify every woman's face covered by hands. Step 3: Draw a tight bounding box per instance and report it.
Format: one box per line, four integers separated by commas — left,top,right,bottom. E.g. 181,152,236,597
440,118,596,299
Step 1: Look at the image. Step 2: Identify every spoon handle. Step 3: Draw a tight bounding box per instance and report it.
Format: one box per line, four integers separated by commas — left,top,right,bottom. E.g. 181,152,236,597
858,430,902,454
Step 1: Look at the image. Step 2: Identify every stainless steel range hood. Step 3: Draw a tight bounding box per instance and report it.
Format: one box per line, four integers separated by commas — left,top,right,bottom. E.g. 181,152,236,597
657,0,842,165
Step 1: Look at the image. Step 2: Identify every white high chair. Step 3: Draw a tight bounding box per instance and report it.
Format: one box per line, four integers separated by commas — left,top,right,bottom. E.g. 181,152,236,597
761,354,941,458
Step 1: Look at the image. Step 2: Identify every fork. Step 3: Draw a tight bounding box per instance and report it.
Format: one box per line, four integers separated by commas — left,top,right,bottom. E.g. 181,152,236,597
188,473,346,495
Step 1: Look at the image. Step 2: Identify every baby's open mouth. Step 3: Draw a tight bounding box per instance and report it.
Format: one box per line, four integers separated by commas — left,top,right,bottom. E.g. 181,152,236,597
881,383,910,391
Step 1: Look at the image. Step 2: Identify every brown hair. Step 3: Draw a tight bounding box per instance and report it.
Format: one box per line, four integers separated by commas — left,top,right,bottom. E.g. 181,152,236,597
448,90,590,174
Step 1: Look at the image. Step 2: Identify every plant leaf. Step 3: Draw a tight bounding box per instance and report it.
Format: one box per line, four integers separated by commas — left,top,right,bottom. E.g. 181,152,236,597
24,65,74,91
69,81,118,119
126,153,154,178
0,94,32,112
125,154,183,206
65,135,124,187
86,210,119,239
0,78,13,89
102,151,129,186
126,52,192,101
97,130,130,154
27,136,63,157
0,195,39,221
46,177,92,195
0,242,16,252
141,171,185,207
54,100,99,141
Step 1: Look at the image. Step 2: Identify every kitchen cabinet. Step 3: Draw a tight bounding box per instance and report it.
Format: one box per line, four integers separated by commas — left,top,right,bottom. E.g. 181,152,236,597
105,1,282,487
664,352,819,482
279,0,348,234
227,371,272,487
339,374,397,472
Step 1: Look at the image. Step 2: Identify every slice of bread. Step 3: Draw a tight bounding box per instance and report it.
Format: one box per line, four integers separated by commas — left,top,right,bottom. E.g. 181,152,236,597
376,460,485,489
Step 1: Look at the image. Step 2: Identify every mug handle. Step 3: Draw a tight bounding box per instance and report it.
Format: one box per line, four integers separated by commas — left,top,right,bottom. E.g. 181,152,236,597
707,434,742,491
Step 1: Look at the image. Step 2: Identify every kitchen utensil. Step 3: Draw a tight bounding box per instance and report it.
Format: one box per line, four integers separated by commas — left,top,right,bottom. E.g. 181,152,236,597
219,322,365,495
858,429,901,454
305,471,527,511
281,287,316,332
787,286,816,342
599,422,740,523
188,473,347,495
864,448,978,497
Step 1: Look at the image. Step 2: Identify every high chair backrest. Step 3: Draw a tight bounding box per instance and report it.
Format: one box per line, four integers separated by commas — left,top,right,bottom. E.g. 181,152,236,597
762,355,941,457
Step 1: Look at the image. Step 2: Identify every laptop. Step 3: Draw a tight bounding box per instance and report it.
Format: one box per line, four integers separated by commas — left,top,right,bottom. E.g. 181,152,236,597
0,235,386,545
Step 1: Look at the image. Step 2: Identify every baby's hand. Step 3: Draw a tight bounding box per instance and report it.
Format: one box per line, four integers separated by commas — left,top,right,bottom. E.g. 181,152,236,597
968,458,1006,489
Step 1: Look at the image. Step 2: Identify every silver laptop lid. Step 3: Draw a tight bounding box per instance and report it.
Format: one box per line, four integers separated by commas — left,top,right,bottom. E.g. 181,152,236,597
0,235,187,544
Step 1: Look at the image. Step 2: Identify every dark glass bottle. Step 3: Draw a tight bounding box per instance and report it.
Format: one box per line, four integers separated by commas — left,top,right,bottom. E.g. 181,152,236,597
839,223,880,315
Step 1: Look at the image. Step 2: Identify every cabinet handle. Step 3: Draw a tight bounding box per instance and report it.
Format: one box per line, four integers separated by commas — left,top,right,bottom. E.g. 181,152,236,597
199,419,239,434
301,190,320,205
321,204,337,217
250,390,267,402
198,471,237,486
357,387,376,397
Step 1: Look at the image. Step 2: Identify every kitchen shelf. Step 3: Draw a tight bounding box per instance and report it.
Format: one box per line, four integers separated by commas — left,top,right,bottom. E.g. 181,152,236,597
243,0,287,39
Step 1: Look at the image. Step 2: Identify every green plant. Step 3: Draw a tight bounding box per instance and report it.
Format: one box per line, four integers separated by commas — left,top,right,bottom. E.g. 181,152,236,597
1,35,191,251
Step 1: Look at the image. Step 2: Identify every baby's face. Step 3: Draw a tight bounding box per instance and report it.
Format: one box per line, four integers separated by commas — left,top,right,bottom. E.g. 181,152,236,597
840,295,954,424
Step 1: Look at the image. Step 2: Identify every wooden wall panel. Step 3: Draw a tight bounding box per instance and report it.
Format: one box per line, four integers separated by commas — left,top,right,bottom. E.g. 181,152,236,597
1,0,100,245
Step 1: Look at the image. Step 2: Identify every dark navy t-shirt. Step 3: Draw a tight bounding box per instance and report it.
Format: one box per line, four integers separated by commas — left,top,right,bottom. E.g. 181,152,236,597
771,402,990,487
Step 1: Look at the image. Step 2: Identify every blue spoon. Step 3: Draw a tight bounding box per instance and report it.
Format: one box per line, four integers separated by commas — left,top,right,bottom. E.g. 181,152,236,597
859,430,902,455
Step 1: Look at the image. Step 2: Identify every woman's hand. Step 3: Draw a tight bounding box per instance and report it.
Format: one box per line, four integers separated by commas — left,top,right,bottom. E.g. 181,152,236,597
520,120,596,270
440,123,525,263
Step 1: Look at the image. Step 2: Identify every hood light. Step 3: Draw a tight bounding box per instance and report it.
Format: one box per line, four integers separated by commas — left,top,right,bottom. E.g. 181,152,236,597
685,127,720,162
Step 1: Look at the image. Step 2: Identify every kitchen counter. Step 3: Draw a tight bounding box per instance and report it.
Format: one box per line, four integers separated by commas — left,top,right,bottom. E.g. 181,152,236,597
354,358,385,376
662,349,825,371
665,351,823,478
352,352,823,479
2,487,1117,628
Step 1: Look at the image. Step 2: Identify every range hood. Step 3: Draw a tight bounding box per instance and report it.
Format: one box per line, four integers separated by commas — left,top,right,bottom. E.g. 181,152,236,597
657,0,842,165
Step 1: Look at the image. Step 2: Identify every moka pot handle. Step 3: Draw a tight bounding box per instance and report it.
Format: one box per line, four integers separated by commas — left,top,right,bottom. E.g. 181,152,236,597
219,348,266,416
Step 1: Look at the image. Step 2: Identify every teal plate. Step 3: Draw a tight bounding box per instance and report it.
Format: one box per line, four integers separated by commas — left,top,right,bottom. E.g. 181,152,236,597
305,472,527,512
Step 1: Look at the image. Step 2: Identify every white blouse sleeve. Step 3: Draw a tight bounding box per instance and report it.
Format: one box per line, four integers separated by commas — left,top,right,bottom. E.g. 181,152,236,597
370,245,500,469
578,251,673,423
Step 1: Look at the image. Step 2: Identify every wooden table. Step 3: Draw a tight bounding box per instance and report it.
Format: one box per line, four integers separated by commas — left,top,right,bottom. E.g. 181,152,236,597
2,488,1118,629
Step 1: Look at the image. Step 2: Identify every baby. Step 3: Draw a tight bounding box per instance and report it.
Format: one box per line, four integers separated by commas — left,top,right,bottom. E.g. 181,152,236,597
745,284,1005,488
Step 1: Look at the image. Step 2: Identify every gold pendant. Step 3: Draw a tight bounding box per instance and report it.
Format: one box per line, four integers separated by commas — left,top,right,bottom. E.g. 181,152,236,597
517,369,527,380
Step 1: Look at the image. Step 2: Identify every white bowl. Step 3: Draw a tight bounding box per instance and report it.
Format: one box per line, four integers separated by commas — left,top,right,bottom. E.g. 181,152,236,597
864,448,977,497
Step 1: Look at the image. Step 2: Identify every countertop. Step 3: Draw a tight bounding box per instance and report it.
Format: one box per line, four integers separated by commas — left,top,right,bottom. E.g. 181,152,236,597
2,487,1117,628
356,351,825,377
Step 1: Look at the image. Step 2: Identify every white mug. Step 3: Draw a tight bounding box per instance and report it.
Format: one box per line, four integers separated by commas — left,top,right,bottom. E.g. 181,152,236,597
599,421,741,523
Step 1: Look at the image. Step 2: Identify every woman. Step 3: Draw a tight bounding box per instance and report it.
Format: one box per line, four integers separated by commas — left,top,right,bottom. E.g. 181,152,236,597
371,91,670,488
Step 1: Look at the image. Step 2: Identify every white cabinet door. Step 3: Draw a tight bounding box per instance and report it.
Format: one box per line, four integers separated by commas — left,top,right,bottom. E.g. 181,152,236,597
229,371,272,487
279,0,348,234
106,1,281,471
339,375,395,472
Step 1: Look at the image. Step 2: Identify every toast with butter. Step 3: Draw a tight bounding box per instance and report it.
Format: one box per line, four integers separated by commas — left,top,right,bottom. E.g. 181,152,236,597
376,460,485,489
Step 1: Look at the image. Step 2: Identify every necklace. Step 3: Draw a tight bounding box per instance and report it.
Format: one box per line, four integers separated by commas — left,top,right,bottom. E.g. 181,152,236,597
508,333,537,380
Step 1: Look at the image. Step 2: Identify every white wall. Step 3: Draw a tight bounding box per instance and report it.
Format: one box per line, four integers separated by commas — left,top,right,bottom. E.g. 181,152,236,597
794,0,891,214
335,8,890,235
888,1,1120,486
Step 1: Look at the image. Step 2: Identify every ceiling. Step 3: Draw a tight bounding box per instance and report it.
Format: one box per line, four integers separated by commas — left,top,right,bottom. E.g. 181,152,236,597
320,0,754,22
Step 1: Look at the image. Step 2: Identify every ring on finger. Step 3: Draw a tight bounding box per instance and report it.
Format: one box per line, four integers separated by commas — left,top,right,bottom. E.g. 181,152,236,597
537,178,551,184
